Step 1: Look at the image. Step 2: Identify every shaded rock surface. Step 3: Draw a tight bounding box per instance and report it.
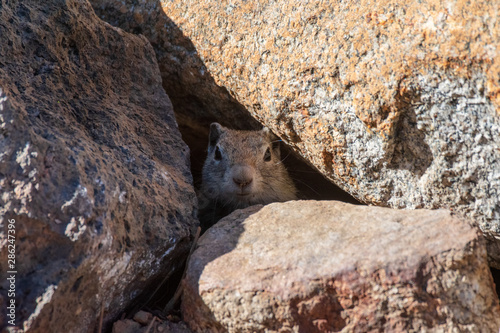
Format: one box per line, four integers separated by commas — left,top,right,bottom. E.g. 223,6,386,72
182,201,500,332
0,0,197,331
91,0,500,266
112,311,193,333
89,0,261,132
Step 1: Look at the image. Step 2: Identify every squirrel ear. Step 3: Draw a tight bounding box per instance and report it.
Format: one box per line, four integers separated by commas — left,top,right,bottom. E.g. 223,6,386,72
262,126,279,142
261,126,274,140
209,122,223,146
262,126,282,157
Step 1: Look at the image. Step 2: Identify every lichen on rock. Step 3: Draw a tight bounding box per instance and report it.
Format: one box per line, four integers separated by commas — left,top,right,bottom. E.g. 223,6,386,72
0,0,197,331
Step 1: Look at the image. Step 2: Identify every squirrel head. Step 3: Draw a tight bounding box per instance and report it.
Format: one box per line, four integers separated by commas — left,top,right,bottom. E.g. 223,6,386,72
201,122,296,210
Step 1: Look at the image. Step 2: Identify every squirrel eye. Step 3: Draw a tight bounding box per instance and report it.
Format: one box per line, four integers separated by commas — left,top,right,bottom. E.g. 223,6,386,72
214,146,222,160
263,147,271,162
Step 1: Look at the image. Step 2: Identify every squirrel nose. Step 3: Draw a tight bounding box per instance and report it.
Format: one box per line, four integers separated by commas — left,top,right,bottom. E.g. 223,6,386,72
232,165,254,188
233,176,253,188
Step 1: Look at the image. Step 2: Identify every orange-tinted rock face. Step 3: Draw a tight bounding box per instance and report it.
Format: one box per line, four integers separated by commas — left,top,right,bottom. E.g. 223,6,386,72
158,0,498,133
91,0,500,265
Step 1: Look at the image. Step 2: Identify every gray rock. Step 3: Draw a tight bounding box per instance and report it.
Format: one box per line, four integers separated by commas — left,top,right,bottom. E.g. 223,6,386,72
112,319,142,333
133,311,154,326
0,0,197,331
182,201,500,332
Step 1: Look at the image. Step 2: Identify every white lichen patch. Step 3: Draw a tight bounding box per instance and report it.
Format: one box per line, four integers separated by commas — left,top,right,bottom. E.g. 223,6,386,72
65,216,87,241
16,142,32,171
28,168,37,179
23,284,58,331
0,91,9,127
9,179,34,215
100,251,133,284
2,190,10,203
61,185,93,217
61,185,88,210
119,191,127,203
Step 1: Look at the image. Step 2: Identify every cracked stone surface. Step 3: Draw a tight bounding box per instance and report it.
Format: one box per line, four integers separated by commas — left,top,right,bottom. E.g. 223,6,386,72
0,0,197,331
182,201,500,332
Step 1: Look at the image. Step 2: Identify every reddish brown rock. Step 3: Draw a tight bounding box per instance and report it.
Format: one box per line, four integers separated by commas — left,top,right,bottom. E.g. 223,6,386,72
0,0,196,331
89,0,500,266
182,201,500,332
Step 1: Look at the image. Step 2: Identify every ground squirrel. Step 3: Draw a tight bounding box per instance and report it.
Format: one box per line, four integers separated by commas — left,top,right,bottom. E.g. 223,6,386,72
198,123,297,230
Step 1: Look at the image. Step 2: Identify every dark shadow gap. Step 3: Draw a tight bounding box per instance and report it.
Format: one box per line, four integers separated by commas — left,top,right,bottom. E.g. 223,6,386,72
183,123,361,205
491,267,500,304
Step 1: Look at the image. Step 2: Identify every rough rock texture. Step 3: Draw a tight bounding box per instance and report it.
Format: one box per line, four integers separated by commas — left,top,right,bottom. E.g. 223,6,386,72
112,311,193,333
89,0,261,133
0,0,197,331
90,0,500,266
182,201,500,332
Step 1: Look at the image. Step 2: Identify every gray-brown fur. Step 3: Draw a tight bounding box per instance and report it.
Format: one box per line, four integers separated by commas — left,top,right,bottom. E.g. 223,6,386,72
198,123,297,230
